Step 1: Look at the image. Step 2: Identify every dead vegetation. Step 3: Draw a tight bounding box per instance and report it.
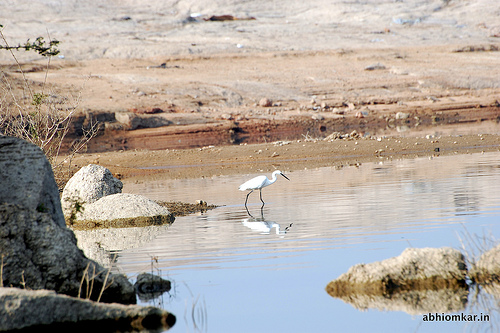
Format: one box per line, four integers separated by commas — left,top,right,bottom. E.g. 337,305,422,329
0,28,97,187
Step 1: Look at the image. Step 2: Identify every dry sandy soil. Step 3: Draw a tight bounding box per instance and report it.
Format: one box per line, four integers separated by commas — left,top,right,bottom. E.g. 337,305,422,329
1,0,500,183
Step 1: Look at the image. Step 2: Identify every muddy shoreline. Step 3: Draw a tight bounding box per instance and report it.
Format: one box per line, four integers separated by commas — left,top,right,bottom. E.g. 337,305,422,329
65,133,500,183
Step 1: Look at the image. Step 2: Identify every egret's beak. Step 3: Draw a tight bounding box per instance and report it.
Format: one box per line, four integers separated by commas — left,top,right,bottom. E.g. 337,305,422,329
281,173,290,181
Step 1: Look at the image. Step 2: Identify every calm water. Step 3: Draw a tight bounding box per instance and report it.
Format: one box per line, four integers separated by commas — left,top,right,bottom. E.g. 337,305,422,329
77,151,500,332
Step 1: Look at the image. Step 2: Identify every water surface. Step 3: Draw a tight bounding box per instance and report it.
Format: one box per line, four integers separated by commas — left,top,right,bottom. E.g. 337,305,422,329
80,152,500,332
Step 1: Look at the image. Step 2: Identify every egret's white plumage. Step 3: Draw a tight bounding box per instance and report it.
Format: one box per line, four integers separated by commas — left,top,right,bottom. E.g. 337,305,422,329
239,170,289,207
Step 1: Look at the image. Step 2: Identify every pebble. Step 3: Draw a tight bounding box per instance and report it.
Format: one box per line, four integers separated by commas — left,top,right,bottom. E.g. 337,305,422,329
259,98,273,107
364,63,386,71
273,141,291,146
395,112,410,119
220,113,233,120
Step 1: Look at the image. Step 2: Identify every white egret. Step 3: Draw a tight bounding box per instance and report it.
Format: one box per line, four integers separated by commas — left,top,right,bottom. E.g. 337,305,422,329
239,170,289,207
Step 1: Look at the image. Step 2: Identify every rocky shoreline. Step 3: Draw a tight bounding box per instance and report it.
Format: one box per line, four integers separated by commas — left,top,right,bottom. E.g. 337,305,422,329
0,137,175,331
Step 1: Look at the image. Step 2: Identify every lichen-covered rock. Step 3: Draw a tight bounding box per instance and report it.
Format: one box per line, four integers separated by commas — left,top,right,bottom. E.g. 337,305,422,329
326,247,467,296
61,164,123,217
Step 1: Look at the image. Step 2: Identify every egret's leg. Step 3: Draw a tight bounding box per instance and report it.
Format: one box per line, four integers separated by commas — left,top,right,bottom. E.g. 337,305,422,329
259,189,265,206
244,190,253,207
245,205,253,217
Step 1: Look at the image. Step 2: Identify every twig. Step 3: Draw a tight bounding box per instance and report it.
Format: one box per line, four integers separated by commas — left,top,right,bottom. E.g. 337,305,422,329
0,254,4,287
96,253,117,303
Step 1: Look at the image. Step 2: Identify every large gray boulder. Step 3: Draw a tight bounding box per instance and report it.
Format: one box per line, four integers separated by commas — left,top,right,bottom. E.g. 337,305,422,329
0,288,176,331
61,164,123,218
0,202,135,303
0,137,135,304
0,136,65,227
77,193,171,221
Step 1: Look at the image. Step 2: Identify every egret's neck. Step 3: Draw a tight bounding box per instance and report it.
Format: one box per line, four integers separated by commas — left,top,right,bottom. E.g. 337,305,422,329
270,171,279,183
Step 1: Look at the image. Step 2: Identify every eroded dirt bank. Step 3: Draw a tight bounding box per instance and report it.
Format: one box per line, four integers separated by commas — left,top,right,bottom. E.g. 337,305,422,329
5,45,499,175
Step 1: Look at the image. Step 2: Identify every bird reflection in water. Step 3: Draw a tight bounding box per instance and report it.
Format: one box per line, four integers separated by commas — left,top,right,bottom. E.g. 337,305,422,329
242,207,293,235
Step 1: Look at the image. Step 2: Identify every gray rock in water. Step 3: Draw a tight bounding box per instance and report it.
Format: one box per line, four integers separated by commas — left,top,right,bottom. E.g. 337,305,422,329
0,287,176,331
471,243,500,284
327,247,467,295
0,136,65,227
346,247,466,283
135,273,172,302
77,193,171,221
0,138,135,304
61,164,123,217
0,202,135,304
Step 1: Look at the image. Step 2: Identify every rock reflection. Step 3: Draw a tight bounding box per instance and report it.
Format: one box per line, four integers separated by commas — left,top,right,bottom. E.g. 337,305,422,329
331,287,469,315
73,225,170,266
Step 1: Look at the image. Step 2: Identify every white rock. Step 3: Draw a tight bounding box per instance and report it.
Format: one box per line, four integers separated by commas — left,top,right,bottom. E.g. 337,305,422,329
61,164,122,217
259,98,273,107
395,112,410,120
77,193,170,221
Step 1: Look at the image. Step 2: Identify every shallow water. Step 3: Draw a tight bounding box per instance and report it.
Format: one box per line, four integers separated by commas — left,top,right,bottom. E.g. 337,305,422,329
78,151,500,332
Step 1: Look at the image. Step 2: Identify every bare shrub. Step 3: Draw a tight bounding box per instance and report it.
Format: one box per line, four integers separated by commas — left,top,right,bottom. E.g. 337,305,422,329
0,27,97,186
